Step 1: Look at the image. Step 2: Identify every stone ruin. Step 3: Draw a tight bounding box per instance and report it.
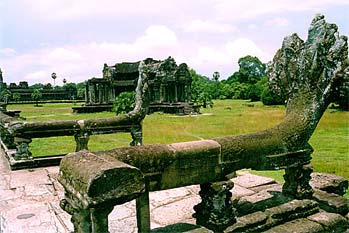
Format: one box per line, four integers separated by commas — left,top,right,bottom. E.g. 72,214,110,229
0,63,150,169
73,56,198,115
57,15,349,232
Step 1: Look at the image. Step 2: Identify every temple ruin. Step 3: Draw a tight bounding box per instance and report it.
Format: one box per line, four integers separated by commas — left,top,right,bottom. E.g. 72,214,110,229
74,56,198,114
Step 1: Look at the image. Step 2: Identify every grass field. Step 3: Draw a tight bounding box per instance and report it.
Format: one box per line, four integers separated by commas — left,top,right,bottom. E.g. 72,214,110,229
8,100,349,185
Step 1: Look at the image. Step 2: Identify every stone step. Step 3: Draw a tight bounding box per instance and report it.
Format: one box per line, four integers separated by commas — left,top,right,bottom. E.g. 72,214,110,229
312,189,349,216
226,199,320,232
310,172,349,196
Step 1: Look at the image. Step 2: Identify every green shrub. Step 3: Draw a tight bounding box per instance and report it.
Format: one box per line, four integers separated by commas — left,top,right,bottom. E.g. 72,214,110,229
113,92,135,115
261,86,285,105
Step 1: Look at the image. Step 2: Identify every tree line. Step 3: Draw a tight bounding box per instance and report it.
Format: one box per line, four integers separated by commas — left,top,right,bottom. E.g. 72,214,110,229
191,55,348,111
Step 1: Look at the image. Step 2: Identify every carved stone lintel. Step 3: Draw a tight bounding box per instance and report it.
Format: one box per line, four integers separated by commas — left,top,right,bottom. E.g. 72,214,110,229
130,124,142,146
283,163,314,199
74,132,90,151
193,180,236,232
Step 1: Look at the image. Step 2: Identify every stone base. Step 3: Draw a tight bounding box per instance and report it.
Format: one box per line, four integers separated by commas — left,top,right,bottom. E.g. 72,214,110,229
218,172,349,232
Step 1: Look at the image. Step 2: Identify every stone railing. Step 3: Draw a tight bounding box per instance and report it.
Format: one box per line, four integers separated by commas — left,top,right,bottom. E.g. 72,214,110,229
0,62,150,169
58,15,348,232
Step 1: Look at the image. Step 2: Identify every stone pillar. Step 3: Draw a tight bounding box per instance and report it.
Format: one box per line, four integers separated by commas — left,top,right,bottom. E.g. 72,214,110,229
130,124,142,146
187,83,192,102
160,84,165,102
136,191,150,233
74,132,90,151
174,84,178,102
90,205,114,233
283,163,314,199
193,180,236,232
60,199,92,233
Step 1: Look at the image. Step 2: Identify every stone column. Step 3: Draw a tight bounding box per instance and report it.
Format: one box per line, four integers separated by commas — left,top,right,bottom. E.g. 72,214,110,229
60,199,92,233
136,191,150,233
193,180,236,232
160,84,165,102
130,124,142,146
74,132,90,151
174,84,178,102
90,205,114,233
283,163,314,199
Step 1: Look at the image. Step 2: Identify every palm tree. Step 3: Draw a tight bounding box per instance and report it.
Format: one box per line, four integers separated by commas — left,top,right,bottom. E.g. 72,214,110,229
51,72,57,87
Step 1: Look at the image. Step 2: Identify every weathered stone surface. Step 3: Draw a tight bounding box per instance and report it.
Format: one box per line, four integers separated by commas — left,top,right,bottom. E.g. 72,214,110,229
109,216,137,233
264,218,324,233
149,186,193,207
313,189,349,215
235,189,292,216
266,199,319,223
152,223,211,233
307,211,349,232
224,211,269,232
232,173,276,189
152,195,201,226
9,169,51,189
249,183,282,193
59,151,145,207
231,184,256,199
0,202,63,233
310,172,349,196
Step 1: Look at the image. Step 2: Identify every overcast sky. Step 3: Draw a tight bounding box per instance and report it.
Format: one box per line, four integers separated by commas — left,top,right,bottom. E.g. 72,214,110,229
1,0,349,86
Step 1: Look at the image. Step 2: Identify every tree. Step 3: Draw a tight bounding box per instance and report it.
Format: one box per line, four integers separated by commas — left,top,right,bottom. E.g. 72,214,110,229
31,89,42,106
237,55,266,84
12,92,21,102
29,83,44,90
113,92,135,115
190,69,214,108
51,72,57,87
1,89,12,103
330,72,349,111
226,55,267,101
63,83,77,100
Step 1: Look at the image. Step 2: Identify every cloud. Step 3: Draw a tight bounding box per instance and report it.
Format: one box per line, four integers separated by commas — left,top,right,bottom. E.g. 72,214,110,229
185,38,271,78
17,0,204,22
182,20,239,33
135,25,179,50
1,25,182,85
24,70,49,83
48,48,83,61
0,48,16,56
264,17,289,27
214,0,349,20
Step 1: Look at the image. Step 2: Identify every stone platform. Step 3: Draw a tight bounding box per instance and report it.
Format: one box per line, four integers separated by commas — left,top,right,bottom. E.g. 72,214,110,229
0,150,348,232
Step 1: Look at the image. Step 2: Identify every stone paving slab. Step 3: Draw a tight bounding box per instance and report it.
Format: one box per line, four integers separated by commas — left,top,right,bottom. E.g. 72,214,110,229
0,151,206,233
232,173,276,189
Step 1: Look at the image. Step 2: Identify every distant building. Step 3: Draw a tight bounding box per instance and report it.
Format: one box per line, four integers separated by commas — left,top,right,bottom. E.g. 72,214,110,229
0,68,72,102
76,57,198,114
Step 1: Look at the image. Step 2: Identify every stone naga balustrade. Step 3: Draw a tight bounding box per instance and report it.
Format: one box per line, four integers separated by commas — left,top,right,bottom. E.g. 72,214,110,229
0,61,150,161
58,15,348,232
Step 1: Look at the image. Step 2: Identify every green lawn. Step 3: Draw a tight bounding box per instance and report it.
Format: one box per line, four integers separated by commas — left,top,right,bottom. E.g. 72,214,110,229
8,100,349,184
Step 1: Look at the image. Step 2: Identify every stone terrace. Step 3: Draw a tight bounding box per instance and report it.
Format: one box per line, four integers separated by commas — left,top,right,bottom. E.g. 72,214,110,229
1,150,348,232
